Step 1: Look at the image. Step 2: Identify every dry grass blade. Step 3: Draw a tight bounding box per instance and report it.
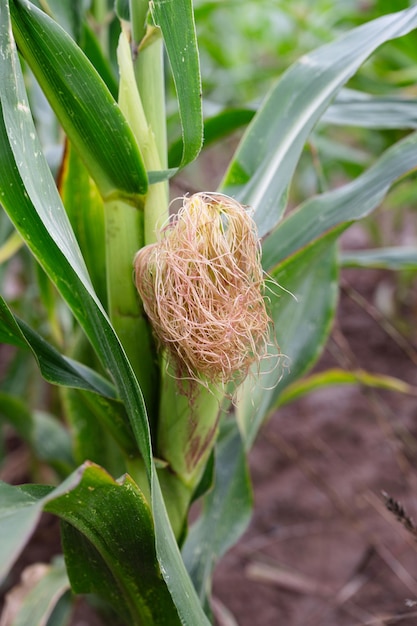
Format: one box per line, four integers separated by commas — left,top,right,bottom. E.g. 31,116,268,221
245,560,332,596
211,597,239,626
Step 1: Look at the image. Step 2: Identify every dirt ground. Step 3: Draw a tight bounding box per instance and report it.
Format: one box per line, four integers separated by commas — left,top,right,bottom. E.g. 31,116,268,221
213,233,417,626
2,228,417,626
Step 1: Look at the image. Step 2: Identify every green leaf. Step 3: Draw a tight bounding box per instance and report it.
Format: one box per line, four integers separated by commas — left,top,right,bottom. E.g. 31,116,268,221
59,141,107,306
60,521,128,621
182,420,252,608
323,88,417,129
7,556,70,626
61,387,135,470
168,108,255,168
0,392,33,448
0,298,27,349
0,473,77,583
262,131,417,271
277,368,417,408
0,296,116,398
32,410,74,473
81,21,118,99
0,483,43,581
237,237,339,449
10,0,147,202
0,392,74,474
45,464,182,626
0,230,23,264
37,0,84,42
0,463,182,625
221,5,417,236
168,87,417,171
340,246,417,270
150,0,203,168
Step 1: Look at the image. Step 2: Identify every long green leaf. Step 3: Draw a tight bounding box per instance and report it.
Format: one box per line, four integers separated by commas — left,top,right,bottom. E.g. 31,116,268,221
276,368,417,408
237,237,339,449
10,0,147,202
262,131,417,272
340,246,417,270
220,5,417,237
8,557,70,626
180,89,417,170
0,296,116,398
150,0,203,168
58,142,107,306
323,89,417,129
0,463,181,625
0,475,76,583
0,393,74,474
45,464,181,626
0,4,209,622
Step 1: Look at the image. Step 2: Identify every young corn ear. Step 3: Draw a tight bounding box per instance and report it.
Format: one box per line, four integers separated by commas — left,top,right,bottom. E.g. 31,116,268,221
134,192,271,391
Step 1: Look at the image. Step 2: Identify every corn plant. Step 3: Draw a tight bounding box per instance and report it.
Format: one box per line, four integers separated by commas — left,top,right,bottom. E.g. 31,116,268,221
1,1,417,624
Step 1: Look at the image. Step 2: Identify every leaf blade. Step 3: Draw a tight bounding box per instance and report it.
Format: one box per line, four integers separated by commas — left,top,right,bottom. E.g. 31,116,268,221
340,247,417,271
45,464,182,626
0,296,116,398
220,5,417,236
237,238,339,448
262,131,417,272
151,0,203,168
10,0,147,201
277,368,417,408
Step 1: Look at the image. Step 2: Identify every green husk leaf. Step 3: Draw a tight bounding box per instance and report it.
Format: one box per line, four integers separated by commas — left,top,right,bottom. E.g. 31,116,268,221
183,420,252,608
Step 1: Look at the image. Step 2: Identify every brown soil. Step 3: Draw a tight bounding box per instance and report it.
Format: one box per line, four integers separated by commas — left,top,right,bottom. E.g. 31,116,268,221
2,235,417,626
213,251,417,625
